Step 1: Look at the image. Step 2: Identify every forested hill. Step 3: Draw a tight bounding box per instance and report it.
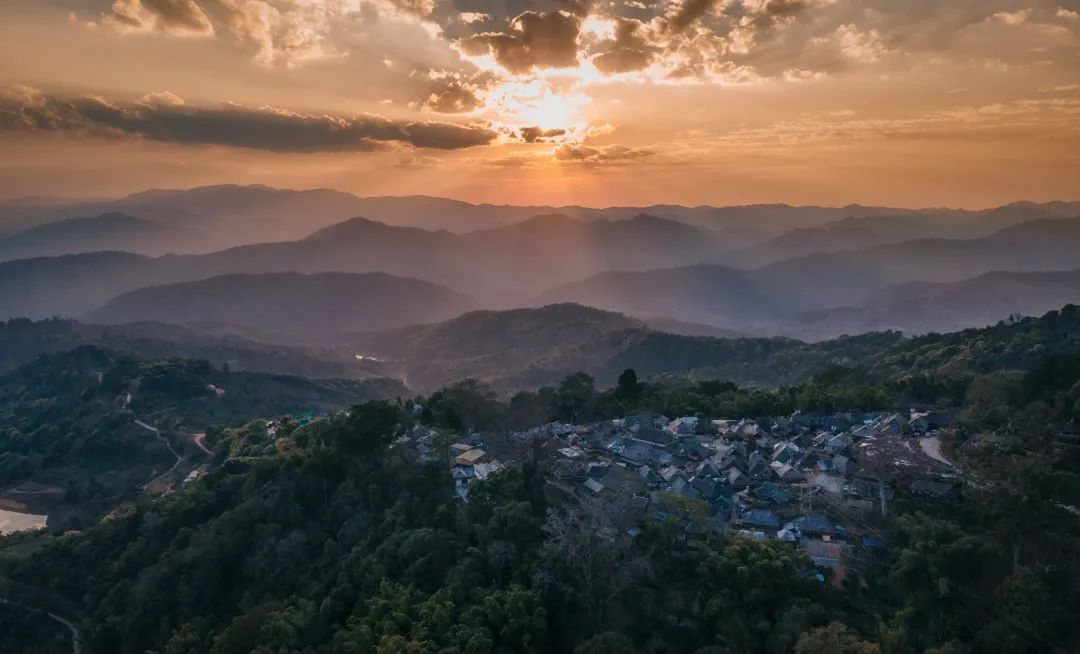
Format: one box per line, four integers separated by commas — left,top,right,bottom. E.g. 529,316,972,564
0,346,406,531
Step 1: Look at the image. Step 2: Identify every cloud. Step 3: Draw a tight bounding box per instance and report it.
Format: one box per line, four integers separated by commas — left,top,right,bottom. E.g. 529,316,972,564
0,86,498,152
459,11,582,74
421,84,483,113
553,143,652,162
831,23,888,62
520,126,567,142
591,18,657,74
104,0,215,35
664,0,717,34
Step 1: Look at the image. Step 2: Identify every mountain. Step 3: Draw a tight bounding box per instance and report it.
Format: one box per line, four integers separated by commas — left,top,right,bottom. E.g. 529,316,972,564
789,269,1080,340
539,265,777,328
0,213,726,319
5,184,1068,247
0,251,165,320
721,205,1068,268
87,272,476,340
544,218,1080,333
0,212,203,261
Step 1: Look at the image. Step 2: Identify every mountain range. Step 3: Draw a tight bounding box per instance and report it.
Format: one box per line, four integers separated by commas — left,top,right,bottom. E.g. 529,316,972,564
0,184,1077,375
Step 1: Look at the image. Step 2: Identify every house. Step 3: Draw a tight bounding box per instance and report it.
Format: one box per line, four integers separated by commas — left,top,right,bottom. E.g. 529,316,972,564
824,433,853,455
454,448,487,466
639,465,662,487
674,441,707,461
737,509,781,530
747,451,769,478
851,423,875,440
690,476,729,502
753,482,795,505
695,461,722,479
669,416,699,435
786,514,838,539
633,426,678,447
771,461,805,481
577,478,606,497
802,539,845,577
772,441,800,464
726,467,750,490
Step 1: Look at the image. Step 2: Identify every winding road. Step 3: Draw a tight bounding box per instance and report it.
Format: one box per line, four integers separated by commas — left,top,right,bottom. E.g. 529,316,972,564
135,420,182,492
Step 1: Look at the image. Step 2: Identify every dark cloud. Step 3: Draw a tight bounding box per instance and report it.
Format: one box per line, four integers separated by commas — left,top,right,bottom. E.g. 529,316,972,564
0,87,498,151
519,126,566,142
421,82,483,113
553,143,652,162
459,11,582,74
559,0,593,18
592,18,657,74
104,0,215,35
665,0,717,34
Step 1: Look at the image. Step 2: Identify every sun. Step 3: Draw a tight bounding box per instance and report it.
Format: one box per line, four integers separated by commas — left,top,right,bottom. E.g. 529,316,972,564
483,75,593,133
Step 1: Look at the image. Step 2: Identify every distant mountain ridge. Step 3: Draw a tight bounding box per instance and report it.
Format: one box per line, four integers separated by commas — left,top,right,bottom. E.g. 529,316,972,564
0,212,202,261
88,271,476,340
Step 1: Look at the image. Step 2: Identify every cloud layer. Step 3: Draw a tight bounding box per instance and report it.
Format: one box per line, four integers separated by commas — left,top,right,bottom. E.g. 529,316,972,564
0,86,498,151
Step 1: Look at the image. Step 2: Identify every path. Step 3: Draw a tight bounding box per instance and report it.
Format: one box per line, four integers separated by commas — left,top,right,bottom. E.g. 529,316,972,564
919,435,955,468
190,432,212,456
0,593,82,654
47,610,82,654
135,420,182,491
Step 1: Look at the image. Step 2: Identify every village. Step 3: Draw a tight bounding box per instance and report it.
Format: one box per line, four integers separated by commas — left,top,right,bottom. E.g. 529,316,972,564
402,407,961,586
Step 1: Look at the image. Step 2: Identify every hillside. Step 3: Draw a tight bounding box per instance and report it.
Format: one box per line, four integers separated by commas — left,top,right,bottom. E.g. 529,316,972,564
0,212,203,262
0,319,381,380
351,303,856,392
0,346,406,530
88,272,476,340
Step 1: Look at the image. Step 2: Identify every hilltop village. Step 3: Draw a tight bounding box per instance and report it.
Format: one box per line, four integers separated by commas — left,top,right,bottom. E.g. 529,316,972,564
402,407,960,586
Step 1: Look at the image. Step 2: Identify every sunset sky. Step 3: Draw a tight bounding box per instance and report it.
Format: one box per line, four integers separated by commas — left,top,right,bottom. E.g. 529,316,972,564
1,0,1078,207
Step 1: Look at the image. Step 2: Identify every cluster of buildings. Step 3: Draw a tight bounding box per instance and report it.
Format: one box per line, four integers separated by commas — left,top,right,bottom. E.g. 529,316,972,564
403,407,957,585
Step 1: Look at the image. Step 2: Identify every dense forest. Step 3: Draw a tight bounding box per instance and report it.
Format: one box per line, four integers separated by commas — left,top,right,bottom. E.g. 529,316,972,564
0,308,1078,652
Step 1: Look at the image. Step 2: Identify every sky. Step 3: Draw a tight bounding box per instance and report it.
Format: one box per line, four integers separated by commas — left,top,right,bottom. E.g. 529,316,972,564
0,0,1078,207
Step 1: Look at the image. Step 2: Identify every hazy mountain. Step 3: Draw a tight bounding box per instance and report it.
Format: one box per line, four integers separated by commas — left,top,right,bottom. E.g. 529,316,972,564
0,213,728,319
0,251,164,320
0,185,376,247
543,218,1080,333
0,212,202,261
88,272,476,340
540,265,777,328
4,184,1068,249
789,269,1080,340
721,205,1067,268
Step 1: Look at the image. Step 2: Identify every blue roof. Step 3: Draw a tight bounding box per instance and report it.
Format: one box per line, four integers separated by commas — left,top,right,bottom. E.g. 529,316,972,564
741,509,780,528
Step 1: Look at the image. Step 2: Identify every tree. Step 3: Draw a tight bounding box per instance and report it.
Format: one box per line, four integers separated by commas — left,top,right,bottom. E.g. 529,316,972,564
557,372,596,423
575,631,636,654
615,369,641,405
794,622,881,654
